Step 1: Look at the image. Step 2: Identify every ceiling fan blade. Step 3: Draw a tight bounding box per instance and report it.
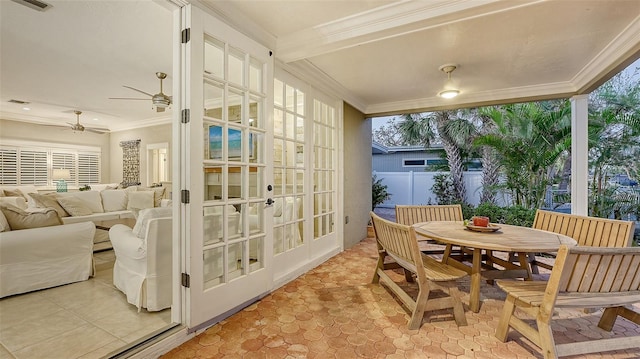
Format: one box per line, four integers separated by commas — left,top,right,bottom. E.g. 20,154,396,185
122,85,154,97
108,97,149,100
85,128,109,134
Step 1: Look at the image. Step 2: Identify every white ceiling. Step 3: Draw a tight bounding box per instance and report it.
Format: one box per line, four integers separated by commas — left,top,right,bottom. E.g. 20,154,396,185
1,0,639,131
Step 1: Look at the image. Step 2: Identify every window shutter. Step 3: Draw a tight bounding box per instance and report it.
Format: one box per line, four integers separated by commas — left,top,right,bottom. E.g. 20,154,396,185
0,147,18,185
51,151,77,186
78,153,100,185
19,149,48,185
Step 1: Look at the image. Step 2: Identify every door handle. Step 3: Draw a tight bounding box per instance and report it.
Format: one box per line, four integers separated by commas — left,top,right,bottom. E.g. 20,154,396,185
265,198,274,206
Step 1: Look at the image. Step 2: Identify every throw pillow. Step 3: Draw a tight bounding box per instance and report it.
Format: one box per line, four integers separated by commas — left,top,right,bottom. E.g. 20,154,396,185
101,189,128,212
0,189,5,197
132,206,172,238
0,204,62,230
3,189,22,198
138,187,166,207
58,191,104,213
0,209,10,232
0,196,28,210
57,196,93,216
28,192,69,218
127,191,154,217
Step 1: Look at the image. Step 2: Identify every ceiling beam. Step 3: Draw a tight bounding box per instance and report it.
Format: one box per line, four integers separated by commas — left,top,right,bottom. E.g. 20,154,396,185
276,0,545,63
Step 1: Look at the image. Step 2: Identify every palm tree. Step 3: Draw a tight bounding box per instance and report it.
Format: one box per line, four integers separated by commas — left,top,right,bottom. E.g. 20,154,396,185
398,111,470,203
475,102,571,209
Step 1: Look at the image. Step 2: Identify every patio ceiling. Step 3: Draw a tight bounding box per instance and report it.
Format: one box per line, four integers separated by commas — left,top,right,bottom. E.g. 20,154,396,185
1,0,639,130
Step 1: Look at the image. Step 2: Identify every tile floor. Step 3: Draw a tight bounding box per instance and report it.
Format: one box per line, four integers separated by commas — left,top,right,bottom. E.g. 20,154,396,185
0,250,172,359
161,236,640,359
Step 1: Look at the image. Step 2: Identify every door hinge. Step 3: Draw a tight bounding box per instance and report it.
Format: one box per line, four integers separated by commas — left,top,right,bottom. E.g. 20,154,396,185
181,189,190,204
181,109,190,123
181,28,190,44
181,273,190,288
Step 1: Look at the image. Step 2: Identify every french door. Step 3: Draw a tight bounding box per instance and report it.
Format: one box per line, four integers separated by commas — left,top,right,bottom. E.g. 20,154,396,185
181,4,274,329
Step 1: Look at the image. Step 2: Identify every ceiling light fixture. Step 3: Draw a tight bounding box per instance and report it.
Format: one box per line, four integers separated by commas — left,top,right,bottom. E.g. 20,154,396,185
438,64,460,99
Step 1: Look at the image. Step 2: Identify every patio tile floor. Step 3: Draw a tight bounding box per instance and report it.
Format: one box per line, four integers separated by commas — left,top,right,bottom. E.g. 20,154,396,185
161,236,640,359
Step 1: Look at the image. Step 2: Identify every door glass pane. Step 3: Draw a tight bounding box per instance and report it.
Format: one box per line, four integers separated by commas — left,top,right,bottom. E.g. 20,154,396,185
273,140,283,167
249,131,262,164
248,166,262,198
204,205,225,245
285,85,294,112
249,97,260,128
227,128,243,162
249,201,263,235
273,167,283,195
204,37,224,79
204,166,223,201
249,57,262,93
203,246,224,289
228,165,242,199
285,141,295,167
228,47,244,85
286,113,295,140
228,91,243,124
274,225,284,254
228,241,244,280
249,237,264,272
204,82,224,118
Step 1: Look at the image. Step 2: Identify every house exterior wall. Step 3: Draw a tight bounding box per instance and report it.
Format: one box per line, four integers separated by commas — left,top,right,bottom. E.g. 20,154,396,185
109,124,171,186
0,118,111,183
372,151,444,172
342,103,370,249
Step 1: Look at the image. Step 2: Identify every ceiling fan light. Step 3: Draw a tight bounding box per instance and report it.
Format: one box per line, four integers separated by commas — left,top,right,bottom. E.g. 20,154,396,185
439,89,460,99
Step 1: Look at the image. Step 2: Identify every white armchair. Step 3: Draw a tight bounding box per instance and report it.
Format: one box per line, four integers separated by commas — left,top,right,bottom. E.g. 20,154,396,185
109,207,172,311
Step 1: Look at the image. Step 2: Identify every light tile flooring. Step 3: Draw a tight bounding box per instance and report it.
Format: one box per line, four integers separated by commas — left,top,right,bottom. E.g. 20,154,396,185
0,250,172,359
162,237,640,359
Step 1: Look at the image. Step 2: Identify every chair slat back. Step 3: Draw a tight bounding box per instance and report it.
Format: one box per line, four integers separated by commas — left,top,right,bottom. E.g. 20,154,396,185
395,204,463,226
533,209,635,247
370,212,422,272
551,245,640,295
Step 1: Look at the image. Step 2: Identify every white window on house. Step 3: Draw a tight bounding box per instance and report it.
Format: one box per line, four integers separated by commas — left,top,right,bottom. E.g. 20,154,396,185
403,159,426,167
0,142,101,187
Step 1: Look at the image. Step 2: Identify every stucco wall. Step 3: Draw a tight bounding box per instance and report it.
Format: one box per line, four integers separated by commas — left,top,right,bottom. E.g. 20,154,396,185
109,124,172,186
342,103,371,249
0,119,111,183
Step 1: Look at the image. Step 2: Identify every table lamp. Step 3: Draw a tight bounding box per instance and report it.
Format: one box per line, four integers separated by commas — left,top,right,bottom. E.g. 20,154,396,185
53,169,70,192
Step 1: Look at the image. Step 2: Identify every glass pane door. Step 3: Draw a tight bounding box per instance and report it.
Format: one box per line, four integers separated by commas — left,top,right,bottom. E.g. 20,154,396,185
183,4,273,329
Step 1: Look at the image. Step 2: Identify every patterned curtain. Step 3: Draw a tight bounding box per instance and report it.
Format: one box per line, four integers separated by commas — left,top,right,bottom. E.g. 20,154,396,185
120,139,141,188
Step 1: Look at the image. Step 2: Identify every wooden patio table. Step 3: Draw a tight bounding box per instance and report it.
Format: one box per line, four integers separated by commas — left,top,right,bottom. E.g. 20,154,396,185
413,221,577,312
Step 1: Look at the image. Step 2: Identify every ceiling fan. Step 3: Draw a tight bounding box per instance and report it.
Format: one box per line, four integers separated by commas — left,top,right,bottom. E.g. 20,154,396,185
109,72,172,112
66,110,110,134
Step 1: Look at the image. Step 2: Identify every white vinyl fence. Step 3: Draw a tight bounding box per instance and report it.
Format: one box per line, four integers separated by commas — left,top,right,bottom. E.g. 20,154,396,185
374,171,486,208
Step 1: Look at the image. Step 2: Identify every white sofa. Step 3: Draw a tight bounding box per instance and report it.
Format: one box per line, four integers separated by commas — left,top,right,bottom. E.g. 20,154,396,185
0,185,166,251
110,207,172,311
0,221,96,298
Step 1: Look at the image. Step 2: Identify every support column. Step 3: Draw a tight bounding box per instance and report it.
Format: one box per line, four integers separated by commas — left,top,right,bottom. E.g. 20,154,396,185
571,95,589,215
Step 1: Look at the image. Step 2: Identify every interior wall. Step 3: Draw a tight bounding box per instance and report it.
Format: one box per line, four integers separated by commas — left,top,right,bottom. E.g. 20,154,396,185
0,118,111,183
109,124,172,186
342,103,371,249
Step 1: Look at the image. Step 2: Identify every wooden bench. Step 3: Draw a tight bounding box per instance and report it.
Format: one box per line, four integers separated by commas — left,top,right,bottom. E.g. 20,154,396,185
526,210,635,273
370,211,468,330
395,204,463,255
495,245,640,359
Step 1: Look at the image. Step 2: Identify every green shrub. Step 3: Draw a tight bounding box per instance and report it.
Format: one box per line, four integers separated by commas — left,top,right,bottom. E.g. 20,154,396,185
473,203,504,223
372,175,391,211
503,205,536,227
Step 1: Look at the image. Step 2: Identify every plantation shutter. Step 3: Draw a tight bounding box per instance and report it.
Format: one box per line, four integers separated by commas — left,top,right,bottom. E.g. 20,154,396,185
52,151,77,185
0,147,18,185
78,153,100,185
19,149,48,185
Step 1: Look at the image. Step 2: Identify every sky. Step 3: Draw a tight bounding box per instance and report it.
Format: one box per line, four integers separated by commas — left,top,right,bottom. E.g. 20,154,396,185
371,58,640,131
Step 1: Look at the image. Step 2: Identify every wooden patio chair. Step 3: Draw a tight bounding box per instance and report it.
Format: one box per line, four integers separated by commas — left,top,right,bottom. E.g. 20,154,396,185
495,245,640,359
395,204,464,255
370,211,468,330
524,209,635,273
